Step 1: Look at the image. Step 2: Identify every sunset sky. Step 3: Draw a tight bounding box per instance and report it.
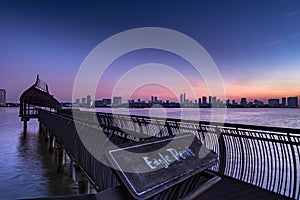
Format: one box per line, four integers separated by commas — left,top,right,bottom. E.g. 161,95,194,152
1,0,300,103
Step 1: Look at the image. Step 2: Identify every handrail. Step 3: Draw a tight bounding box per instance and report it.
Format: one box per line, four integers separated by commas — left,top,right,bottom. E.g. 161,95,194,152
49,109,300,199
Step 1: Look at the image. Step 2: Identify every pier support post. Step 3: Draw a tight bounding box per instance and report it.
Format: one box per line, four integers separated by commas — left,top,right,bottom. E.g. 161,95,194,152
49,135,55,153
78,180,90,194
39,121,42,135
57,147,65,172
72,163,90,194
23,121,27,134
44,129,49,142
22,118,28,135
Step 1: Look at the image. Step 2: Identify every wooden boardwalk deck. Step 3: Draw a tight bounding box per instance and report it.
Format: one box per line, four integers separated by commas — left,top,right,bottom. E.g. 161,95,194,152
197,175,289,200
29,174,290,200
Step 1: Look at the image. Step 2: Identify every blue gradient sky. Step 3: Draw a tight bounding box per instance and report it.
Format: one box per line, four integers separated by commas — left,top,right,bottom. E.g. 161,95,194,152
1,0,300,102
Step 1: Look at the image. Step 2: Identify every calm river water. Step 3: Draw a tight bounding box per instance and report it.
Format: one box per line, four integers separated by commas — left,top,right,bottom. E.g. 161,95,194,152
0,107,299,199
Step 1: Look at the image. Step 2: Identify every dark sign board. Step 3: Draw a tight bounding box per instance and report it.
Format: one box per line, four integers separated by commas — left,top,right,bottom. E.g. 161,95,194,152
105,134,218,199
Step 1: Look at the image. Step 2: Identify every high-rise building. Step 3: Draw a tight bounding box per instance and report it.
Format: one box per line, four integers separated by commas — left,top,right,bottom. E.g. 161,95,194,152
87,95,92,107
226,99,230,105
151,96,154,103
198,98,201,105
209,96,212,104
212,96,217,104
103,99,112,106
113,96,122,106
202,96,207,105
268,99,279,107
282,97,286,107
240,98,247,106
180,93,187,104
287,97,299,108
82,97,86,105
254,99,264,107
0,89,6,106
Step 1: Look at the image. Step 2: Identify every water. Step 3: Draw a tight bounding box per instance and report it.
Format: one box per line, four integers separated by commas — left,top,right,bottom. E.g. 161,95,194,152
0,107,75,200
90,107,300,128
0,107,299,199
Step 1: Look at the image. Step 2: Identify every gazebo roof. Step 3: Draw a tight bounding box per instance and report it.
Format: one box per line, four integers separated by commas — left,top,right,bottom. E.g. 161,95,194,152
20,75,61,109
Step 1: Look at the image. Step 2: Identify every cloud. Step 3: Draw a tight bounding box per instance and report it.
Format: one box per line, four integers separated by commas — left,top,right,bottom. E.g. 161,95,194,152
285,10,300,17
267,39,282,46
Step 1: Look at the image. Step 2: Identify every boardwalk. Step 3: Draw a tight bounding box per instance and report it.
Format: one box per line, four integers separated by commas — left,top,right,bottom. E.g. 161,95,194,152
198,175,290,200
35,109,297,200
19,77,298,199
29,174,289,200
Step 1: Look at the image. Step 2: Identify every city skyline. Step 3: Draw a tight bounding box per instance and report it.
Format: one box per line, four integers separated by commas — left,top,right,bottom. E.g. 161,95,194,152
72,93,299,108
1,1,300,102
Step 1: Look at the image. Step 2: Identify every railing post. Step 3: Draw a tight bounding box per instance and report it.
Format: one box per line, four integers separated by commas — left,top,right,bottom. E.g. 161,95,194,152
236,128,245,181
218,130,226,175
287,132,298,199
165,121,173,136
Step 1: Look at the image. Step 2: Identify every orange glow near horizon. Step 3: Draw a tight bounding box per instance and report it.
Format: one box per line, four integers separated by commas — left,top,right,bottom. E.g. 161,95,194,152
224,82,300,102
129,84,179,102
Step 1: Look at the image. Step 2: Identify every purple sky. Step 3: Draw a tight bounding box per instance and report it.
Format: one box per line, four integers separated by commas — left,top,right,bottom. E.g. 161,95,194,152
1,0,300,102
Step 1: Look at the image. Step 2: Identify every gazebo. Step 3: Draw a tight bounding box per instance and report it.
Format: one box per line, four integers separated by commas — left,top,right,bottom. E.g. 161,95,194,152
19,75,61,131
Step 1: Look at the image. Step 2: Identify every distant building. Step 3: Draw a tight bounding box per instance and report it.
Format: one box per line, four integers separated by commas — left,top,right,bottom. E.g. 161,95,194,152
87,95,92,107
82,97,86,105
212,96,217,104
202,96,207,105
198,98,201,105
103,99,112,106
226,99,230,105
240,98,247,106
209,96,212,104
282,97,287,107
94,100,103,107
287,97,299,108
75,99,80,105
151,96,154,103
0,89,6,106
180,94,183,104
254,99,264,107
268,99,279,107
113,96,122,106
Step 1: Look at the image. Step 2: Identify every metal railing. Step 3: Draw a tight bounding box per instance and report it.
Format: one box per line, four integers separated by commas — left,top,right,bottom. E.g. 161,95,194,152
47,109,300,199
93,111,300,199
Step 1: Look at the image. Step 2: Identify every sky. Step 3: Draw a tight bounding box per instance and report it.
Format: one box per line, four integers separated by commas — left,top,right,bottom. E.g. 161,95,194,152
1,0,300,103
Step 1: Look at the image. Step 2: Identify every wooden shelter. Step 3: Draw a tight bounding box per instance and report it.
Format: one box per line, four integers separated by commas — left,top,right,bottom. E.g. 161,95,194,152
19,75,61,131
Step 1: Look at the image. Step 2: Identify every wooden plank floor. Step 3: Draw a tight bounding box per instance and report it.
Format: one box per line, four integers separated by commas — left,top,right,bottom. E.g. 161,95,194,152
197,175,290,200
27,175,290,200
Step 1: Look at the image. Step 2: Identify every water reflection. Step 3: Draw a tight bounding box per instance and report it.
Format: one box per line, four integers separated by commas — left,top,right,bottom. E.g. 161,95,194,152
0,108,75,199
17,130,76,199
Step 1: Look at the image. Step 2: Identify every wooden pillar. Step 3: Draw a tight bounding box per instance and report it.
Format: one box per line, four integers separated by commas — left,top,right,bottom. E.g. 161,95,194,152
57,147,65,172
39,121,42,135
72,163,90,194
44,129,49,142
23,120,27,135
48,135,55,153
22,117,28,135
78,180,90,194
